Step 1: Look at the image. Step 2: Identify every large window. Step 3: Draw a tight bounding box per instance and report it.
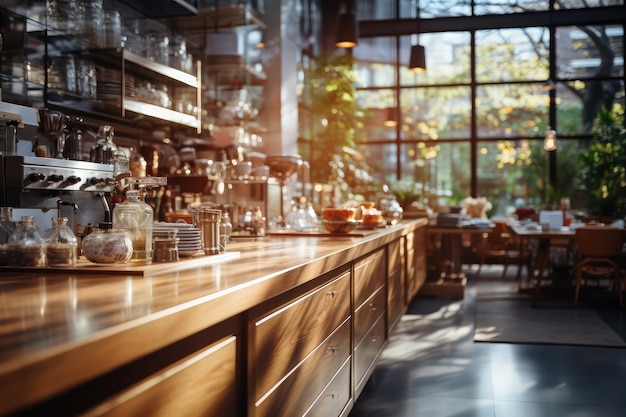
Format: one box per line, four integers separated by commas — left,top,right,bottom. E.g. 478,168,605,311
345,1,625,215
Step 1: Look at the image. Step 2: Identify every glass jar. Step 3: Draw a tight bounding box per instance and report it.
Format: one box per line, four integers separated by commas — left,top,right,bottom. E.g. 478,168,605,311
219,212,232,253
81,222,132,264
0,207,16,266
113,189,154,264
44,217,78,267
90,124,117,164
8,215,46,267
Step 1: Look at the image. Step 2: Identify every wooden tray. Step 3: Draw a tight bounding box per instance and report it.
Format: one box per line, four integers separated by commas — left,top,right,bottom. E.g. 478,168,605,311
0,252,241,276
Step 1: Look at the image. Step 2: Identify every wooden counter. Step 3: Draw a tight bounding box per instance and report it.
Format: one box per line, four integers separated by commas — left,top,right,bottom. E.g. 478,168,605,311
0,219,428,417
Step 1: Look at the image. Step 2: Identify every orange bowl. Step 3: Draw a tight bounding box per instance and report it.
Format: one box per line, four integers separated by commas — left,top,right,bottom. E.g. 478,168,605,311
323,220,358,233
322,207,356,222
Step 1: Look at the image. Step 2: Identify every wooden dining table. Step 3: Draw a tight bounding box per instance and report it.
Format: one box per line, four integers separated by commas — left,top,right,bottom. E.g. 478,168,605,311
510,225,576,304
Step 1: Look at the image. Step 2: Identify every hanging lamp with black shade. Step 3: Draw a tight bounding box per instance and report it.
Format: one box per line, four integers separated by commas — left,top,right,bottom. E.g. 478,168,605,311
384,107,398,127
408,5,426,73
335,2,358,48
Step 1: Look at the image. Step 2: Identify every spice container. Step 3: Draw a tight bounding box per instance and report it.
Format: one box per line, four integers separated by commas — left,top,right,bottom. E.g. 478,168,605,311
8,215,46,267
153,233,179,262
44,217,78,267
81,222,133,264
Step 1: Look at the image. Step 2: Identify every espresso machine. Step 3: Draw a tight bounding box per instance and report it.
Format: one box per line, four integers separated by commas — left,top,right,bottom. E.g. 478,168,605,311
0,101,115,233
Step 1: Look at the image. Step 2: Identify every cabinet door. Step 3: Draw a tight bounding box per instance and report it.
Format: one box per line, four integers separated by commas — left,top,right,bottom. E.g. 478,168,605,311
354,314,386,396
387,238,406,332
414,226,427,293
354,248,386,309
252,319,352,417
405,231,418,302
80,335,239,417
249,269,351,409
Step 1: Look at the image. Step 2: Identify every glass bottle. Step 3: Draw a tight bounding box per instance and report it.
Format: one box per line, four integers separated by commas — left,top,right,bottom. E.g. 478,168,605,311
44,217,78,267
0,207,16,266
8,215,46,267
113,189,154,264
219,212,232,253
82,222,133,264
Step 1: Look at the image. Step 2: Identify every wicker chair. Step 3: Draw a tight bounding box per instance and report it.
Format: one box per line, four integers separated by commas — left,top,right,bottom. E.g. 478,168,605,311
574,226,625,307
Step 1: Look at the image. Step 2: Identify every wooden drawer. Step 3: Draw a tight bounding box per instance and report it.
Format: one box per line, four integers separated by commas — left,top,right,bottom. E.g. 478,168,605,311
387,267,405,332
354,315,386,393
354,248,386,309
253,319,352,417
80,336,239,417
354,285,386,346
250,270,351,404
304,357,352,417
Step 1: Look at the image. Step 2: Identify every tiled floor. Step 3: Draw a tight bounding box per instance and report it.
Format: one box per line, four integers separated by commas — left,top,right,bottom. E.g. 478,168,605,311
349,265,626,417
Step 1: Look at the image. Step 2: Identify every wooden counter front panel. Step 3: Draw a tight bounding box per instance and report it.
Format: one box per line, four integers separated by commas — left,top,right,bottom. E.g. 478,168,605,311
405,231,418,302
249,269,351,408
79,336,239,417
354,314,386,395
414,226,427,292
353,285,386,345
387,238,406,332
304,357,352,417
353,248,386,309
252,319,352,417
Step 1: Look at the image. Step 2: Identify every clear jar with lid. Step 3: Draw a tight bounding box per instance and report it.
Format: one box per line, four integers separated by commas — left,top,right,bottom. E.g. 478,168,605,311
8,215,46,267
0,207,16,266
81,222,133,264
44,217,78,267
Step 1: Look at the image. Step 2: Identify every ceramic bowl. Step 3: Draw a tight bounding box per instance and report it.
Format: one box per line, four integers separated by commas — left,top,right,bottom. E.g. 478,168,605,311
323,220,358,234
322,207,356,222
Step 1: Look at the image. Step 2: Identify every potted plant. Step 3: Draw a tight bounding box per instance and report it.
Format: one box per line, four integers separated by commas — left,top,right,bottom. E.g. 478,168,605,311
301,53,374,198
577,107,626,221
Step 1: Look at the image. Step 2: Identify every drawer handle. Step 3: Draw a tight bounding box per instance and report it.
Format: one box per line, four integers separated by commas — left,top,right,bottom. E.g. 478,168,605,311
326,290,338,299
327,345,339,354
370,334,379,342
327,392,341,400
369,302,378,311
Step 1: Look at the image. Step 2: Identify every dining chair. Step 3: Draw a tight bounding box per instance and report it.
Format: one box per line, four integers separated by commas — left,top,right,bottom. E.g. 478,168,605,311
476,221,514,278
574,226,625,307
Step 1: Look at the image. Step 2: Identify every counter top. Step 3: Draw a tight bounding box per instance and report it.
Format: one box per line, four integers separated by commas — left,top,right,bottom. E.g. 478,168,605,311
0,219,427,416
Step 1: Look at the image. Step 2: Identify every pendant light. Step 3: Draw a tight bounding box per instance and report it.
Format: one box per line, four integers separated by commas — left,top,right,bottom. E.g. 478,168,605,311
408,8,426,73
335,2,358,48
384,107,398,127
544,128,557,151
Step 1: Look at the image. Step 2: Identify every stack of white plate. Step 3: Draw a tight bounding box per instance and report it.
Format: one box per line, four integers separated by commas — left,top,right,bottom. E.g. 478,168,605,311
153,222,202,258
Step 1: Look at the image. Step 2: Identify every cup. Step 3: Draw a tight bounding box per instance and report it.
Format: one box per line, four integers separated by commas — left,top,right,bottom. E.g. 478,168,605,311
192,208,221,255
0,125,17,155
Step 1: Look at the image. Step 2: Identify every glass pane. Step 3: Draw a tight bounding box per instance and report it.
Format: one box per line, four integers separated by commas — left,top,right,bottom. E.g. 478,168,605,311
355,89,397,141
353,37,397,88
474,0,548,14
415,0,471,18
399,142,471,207
402,86,471,140
556,25,624,79
400,32,471,85
476,28,550,83
476,83,550,138
357,0,397,20
355,143,398,186
556,0,623,8
556,80,625,135
476,139,582,215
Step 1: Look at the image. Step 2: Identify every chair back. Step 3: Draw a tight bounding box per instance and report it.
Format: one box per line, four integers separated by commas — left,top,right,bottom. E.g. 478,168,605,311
575,226,625,258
